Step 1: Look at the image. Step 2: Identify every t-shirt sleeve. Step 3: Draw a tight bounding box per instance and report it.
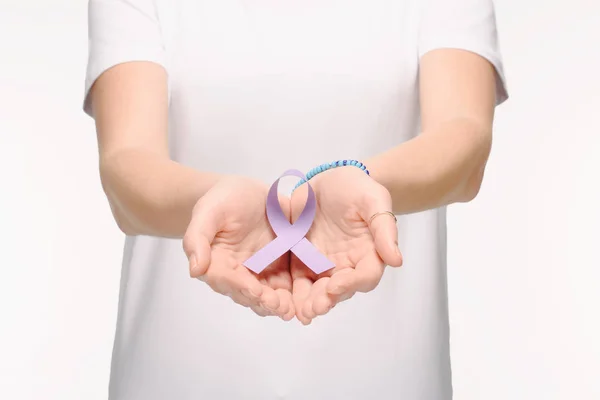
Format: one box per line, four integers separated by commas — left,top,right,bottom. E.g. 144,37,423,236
418,0,508,105
83,0,167,117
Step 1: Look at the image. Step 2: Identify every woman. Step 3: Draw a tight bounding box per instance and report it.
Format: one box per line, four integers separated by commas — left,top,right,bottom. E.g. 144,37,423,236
84,0,508,398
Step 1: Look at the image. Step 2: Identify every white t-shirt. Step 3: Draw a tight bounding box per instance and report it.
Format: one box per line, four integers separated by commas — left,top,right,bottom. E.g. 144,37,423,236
84,1,507,399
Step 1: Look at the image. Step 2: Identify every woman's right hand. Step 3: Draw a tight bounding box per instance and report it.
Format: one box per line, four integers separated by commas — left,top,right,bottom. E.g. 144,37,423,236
182,176,295,320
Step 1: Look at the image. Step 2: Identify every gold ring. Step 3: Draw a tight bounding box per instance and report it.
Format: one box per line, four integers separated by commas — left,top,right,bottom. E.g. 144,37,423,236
368,211,397,225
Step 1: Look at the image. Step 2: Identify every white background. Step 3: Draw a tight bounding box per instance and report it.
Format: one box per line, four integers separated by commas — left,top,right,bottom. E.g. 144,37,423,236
0,0,598,399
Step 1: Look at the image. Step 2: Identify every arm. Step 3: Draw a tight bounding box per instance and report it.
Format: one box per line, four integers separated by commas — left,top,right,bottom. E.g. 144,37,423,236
365,48,499,214
91,62,222,237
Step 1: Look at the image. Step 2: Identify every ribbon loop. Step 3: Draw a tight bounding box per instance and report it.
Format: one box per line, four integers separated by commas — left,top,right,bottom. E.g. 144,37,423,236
243,169,335,275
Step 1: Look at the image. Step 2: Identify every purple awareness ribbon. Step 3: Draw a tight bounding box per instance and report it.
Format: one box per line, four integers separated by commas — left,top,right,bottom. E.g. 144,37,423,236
242,169,335,275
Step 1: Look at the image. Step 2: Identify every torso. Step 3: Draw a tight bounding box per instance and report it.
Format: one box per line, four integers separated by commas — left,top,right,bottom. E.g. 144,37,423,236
109,1,452,399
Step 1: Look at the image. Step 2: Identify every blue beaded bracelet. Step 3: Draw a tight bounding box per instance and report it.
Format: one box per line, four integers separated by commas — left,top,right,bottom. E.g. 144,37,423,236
293,159,370,191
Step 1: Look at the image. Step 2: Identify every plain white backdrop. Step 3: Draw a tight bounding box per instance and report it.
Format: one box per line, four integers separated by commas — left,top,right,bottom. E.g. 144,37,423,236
0,0,598,399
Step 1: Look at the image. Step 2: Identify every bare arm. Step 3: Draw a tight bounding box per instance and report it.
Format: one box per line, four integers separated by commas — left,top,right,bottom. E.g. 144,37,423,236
365,49,498,214
91,62,222,237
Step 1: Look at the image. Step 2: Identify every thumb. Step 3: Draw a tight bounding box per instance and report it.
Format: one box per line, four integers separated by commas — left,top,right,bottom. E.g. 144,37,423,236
360,194,403,268
183,199,221,278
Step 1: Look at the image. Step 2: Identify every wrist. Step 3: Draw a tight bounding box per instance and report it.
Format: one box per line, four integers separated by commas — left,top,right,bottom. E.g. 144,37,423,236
293,159,371,192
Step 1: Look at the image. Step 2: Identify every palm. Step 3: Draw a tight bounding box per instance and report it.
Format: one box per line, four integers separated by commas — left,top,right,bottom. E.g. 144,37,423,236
290,167,402,324
303,193,376,267
184,177,294,320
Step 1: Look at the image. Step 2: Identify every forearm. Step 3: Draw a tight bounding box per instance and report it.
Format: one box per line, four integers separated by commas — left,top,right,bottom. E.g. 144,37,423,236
99,148,222,238
366,118,492,214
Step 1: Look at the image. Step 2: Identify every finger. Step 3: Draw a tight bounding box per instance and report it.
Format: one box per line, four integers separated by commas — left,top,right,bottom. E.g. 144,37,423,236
275,288,295,321
361,200,403,268
258,286,281,315
268,288,290,318
292,275,313,325
310,277,337,317
226,268,265,301
325,268,354,295
229,290,253,308
302,278,330,321
322,268,357,307
249,304,271,317
199,273,258,311
260,266,292,291
183,201,222,278
327,251,385,295
238,267,279,312
201,265,264,309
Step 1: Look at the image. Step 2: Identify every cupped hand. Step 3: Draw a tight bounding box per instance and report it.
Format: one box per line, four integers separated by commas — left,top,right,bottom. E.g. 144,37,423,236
183,176,295,320
290,166,403,325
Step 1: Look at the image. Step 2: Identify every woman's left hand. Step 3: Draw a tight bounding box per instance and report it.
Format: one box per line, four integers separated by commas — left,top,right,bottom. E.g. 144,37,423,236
290,166,404,325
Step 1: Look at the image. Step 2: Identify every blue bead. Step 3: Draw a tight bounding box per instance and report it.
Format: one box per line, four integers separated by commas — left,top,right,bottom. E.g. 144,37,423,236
351,160,357,166
343,160,347,166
